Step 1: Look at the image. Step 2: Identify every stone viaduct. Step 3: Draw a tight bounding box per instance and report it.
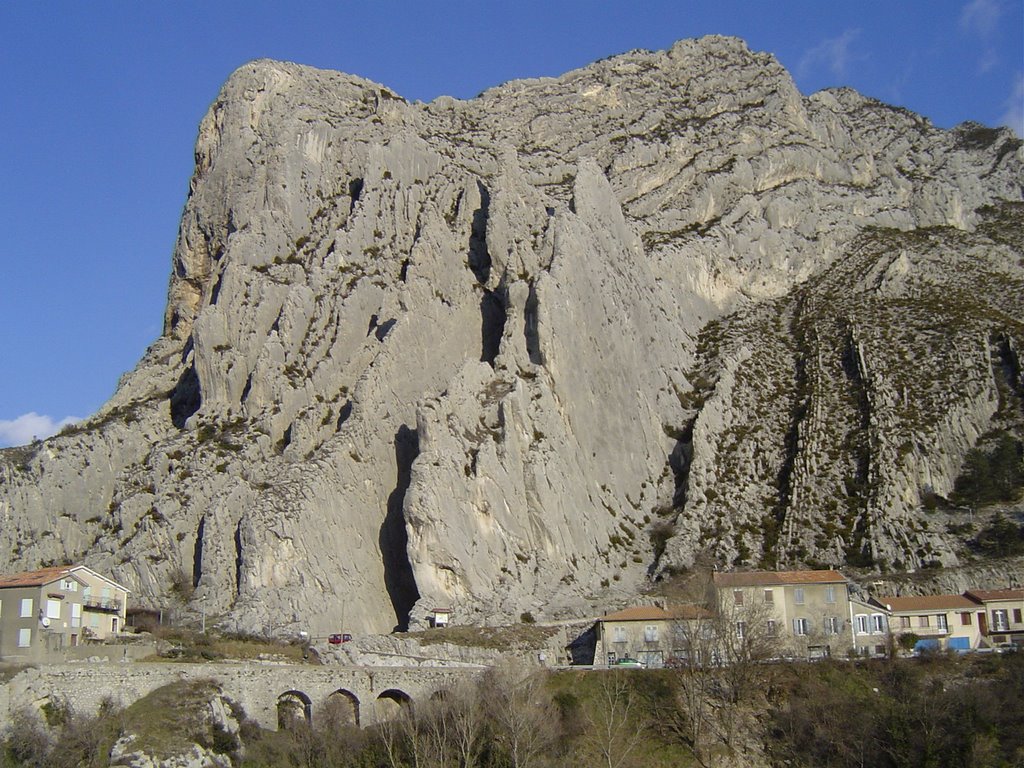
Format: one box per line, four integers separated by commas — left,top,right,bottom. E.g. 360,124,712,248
0,662,486,730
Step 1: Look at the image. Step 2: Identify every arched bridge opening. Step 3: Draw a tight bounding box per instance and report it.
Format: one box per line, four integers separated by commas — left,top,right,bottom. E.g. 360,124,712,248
375,688,412,721
324,688,361,728
277,690,312,730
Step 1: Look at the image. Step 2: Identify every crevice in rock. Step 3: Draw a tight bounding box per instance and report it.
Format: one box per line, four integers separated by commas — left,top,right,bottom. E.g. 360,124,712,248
210,271,224,305
169,364,201,429
399,257,410,283
480,287,507,367
839,327,873,567
348,178,364,213
192,516,206,589
234,519,243,597
375,318,397,342
380,424,421,632
669,419,697,508
336,400,353,431
993,333,1024,419
367,313,379,337
276,424,293,454
468,181,491,284
240,372,253,404
524,280,544,365
764,298,809,566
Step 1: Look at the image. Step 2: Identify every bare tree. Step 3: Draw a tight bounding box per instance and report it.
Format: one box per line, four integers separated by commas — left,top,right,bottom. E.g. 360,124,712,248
667,574,782,759
486,663,558,768
447,680,486,768
583,671,646,768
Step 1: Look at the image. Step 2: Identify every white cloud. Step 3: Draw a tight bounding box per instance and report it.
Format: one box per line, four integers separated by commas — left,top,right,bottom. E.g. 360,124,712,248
798,29,862,81
960,0,1000,37
0,412,80,448
960,0,1002,72
1001,72,1024,137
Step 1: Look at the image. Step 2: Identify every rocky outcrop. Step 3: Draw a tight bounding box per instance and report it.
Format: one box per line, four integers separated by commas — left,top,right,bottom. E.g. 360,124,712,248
1,37,1021,635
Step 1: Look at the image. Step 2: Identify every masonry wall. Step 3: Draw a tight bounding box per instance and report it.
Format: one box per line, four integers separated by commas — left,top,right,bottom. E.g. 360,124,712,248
1,662,482,730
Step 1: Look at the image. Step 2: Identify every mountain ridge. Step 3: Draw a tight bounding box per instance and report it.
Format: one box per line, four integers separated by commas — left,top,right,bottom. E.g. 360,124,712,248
1,35,1021,635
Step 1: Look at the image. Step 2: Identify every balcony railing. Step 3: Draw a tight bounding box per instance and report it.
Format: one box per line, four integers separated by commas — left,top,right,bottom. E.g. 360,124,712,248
902,625,951,637
83,596,122,613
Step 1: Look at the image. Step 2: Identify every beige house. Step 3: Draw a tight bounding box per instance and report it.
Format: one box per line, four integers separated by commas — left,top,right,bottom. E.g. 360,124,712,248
964,588,1024,647
850,595,891,657
596,604,711,668
712,570,855,659
0,565,129,659
870,594,982,653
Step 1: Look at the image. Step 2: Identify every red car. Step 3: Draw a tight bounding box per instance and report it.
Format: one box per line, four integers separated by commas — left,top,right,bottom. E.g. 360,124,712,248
328,633,353,645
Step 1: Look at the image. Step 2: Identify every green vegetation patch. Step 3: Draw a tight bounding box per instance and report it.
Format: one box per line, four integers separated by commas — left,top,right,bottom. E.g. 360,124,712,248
121,679,224,759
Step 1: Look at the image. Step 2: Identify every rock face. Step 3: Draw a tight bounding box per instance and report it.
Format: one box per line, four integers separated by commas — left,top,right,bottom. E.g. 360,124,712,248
0,37,1021,635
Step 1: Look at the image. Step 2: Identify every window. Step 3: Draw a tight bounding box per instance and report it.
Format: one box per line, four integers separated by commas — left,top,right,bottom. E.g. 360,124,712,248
794,588,805,605
764,589,774,604
793,618,809,636
17,628,31,648
766,620,777,636
961,612,972,626
825,586,836,604
612,627,627,643
20,598,33,618
936,614,948,631
733,590,744,606
900,616,911,629
918,616,930,628
71,603,81,628
871,614,886,634
1014,609,1022,624
60,579,78,592
644,625,658,642
824,616,840,635
855,614,869,634
736,621,747,639
46,599,61,620
992,610,1010,632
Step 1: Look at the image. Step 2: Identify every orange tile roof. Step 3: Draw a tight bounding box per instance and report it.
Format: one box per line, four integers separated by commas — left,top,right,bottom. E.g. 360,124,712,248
713,569,846,587
0,565,73,589
964,589,1023,602
878,594,979,612
601,604,711,622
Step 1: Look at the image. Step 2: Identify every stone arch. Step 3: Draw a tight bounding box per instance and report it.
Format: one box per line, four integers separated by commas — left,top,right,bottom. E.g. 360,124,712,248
429,688,451,701
277,690,312,730
324,688,360,727
375,688,412,721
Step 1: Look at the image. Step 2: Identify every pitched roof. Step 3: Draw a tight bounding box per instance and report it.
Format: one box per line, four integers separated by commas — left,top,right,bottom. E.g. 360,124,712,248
0,564,128,593
0,566,73,589
713,569,846,587
601,604,711,622
877,594,979,612
964,588,1023,602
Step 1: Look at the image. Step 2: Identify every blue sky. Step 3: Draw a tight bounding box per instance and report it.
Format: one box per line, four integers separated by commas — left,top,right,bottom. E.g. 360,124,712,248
1,1,1021,446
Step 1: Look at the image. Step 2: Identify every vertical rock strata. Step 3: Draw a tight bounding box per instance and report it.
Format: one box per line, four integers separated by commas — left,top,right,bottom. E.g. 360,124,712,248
0,38,1021,633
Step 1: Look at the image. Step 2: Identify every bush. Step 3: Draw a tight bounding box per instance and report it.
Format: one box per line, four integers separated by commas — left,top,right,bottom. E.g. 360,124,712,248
973,513,1024,557
953,432,1024,505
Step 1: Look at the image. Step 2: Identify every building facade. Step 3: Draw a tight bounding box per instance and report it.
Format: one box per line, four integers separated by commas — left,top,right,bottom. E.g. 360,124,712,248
963,589,1024,647
712,570,855,658
595,604,710,668
0,565,129,660
871,594,983,652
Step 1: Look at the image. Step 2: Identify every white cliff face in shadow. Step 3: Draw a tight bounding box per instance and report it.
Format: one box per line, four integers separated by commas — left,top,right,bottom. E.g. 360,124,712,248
0,37,1021,635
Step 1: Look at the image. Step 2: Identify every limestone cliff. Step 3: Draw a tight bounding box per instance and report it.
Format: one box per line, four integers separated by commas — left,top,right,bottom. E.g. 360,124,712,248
1,37,1021,634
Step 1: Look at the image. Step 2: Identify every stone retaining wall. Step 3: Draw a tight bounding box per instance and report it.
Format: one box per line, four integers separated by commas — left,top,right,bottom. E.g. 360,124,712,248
1,662,484,730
